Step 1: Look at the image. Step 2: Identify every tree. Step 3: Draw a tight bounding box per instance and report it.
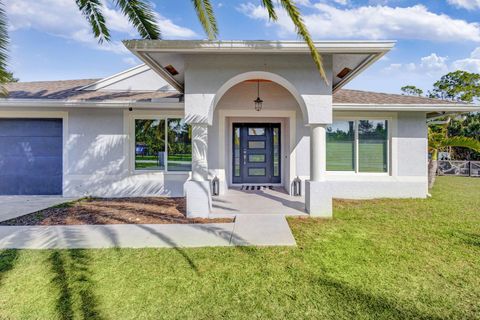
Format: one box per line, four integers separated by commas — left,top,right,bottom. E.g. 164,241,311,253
428,70,480,103
447,113,480,160
5,71,17,82
401,85,423,96
0,0,328,91
428,118,480,189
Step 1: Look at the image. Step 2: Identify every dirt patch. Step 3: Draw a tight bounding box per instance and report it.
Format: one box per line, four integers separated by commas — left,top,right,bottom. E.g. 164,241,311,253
0,197,232,226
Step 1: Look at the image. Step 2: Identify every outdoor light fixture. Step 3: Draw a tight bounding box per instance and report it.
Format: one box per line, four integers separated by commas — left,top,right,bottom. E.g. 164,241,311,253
254,80,263,112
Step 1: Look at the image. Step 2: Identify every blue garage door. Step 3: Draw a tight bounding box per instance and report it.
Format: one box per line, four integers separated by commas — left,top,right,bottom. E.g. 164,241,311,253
0,118,63,195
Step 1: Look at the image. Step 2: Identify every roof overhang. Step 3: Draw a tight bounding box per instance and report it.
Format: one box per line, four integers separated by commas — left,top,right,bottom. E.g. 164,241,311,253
123,40,396,93
333,103,480,118
0,98,183,109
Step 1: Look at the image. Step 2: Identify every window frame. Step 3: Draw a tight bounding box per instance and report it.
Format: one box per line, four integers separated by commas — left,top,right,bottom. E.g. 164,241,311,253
327,116,392,176
130,114,192,174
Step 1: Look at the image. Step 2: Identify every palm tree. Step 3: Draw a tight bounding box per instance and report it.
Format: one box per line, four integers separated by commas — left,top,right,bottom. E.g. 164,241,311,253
428,118,480,189
0,0,327,93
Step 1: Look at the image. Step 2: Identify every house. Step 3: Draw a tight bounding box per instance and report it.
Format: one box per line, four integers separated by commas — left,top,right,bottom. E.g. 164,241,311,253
0,40,476,218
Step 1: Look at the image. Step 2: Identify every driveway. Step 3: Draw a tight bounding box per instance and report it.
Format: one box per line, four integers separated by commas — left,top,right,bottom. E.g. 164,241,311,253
0,196,78,222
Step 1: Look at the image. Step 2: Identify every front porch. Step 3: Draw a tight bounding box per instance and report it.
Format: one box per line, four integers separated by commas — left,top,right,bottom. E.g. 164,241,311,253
210,186,307,218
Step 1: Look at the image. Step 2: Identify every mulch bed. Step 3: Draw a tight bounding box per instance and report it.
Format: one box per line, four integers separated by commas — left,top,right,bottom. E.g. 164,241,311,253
0,197,232,226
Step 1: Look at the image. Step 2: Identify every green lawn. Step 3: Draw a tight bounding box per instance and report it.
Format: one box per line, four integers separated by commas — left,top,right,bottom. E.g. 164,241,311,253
1,177,479,319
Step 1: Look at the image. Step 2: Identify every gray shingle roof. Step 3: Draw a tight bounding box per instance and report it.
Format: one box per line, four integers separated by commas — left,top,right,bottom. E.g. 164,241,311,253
333,89,455,105
4,79,180,101
3,79,456,105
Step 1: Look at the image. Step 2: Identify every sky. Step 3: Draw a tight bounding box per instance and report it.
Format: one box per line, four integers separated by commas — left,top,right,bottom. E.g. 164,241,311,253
5,0,480,94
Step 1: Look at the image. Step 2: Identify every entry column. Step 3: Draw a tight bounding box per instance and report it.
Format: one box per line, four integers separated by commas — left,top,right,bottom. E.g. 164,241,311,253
184,123,212,218
305,124,333,217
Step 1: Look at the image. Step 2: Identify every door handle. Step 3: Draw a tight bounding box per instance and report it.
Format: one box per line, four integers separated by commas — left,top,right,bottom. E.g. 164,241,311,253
243,149,247,165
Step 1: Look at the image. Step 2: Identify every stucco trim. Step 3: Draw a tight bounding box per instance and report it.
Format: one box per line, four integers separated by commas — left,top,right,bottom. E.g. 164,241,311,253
218,109,296,193
211,71,309,124
123,109,190,176
330,112,398,177
124,40,396,53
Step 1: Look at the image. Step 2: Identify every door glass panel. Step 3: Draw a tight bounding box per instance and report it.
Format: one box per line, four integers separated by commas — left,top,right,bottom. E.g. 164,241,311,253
248,128,265,136
273,127,280,177
326,121,355,171
135,119,165,170
233,127,240,177
248,141,265,149
248,168,266,176
249,154,265,163
358,120,388,173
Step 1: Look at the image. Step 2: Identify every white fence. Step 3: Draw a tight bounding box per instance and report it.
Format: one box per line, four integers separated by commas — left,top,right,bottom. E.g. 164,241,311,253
438,161,480,177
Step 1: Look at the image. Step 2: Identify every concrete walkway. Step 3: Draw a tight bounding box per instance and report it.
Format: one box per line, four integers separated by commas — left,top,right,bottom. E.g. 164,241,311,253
0,214,296,249
211,187,307,217
0,196,78,222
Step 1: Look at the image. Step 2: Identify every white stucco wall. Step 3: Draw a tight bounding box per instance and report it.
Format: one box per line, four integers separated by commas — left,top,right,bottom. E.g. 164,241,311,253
0,102,428,199
298,111,428,199
209,81,309,193
183,53,333,125
63,108,189,197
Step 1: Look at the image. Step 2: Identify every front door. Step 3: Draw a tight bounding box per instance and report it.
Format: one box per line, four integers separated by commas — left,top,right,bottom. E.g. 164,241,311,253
232,123,281,184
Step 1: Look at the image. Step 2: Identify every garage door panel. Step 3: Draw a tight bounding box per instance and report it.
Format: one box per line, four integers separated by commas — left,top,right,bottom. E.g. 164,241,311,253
0,119,62,137
0,156,62,175
18,175,62,195
0,119,63,195
0,136,62,157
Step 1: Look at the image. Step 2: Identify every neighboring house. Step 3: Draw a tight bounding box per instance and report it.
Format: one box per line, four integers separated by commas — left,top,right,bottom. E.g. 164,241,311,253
0,40,477,218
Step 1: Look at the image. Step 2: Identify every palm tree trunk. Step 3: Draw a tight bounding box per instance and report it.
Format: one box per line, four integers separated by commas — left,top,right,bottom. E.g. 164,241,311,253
428,159,438,189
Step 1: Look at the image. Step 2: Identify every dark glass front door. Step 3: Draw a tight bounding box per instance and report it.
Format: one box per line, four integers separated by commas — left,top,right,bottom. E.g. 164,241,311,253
232,123,281,184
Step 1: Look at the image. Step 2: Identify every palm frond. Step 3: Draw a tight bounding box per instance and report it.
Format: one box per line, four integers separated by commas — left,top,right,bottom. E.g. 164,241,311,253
278,0,328,84
75,0,110,43
0,0,9,96
191,0,218,40
261,0,277,20
113,0,160,39
441,136,480,152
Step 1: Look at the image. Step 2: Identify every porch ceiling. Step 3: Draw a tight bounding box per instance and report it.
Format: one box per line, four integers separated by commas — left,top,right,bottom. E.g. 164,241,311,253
123,40,395,93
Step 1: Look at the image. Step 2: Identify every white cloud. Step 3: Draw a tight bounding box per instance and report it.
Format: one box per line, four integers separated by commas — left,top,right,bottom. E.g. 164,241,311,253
295,0,312,6
420,53,449,75
383,48,480,79
6,0,196,54
383,53,448,76
447,0,480,10
452,47,480,73
238,3,480,42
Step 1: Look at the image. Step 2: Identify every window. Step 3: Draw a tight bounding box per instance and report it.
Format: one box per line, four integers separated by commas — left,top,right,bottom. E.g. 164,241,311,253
327,119,389,173
248,141,265,149
167,119,192,172
134,117,192,172
326,121,355,171
358,120,388,173
249,154,265,162
233,127,240,177
248,128,265,136
135,119,165,170
248,168,266,176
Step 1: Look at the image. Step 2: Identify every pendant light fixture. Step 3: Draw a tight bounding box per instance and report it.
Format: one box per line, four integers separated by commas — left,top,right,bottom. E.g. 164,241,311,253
254,79,263,112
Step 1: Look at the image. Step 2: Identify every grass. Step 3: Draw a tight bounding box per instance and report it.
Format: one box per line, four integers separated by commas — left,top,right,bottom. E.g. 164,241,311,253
0,177,479,319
